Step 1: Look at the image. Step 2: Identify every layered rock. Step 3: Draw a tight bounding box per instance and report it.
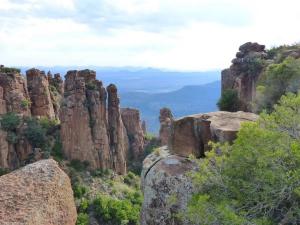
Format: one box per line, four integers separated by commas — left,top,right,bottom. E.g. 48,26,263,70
121,107,145,160
26,68,56,119
60,70,129,174
170,111,258,157
0,159,77,225
159,107,173,146
221,42,267,111
0,70,31,116
107,84,128,174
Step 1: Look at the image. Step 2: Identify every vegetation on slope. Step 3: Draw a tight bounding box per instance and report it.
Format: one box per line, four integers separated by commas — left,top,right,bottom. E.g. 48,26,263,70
187,93,300,225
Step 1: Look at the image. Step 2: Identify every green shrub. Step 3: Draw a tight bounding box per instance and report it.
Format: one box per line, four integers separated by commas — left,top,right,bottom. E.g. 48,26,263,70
39,117,59,131
20,99,31,109
93,194,141,225
79,198,90,213
217,89,240,112
6,131,19,144
0,168,9,176
24,118,47,148
0,112,20,131
76,213,89,225
0,67,21,73
51,138,64,161
186,93,300,225
69,159,89,172
73,184,89,199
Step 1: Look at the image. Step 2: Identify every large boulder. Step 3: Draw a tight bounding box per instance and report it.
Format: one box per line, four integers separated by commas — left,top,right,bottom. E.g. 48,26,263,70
170,111,258,157
141,147,197,225
0,159,77,225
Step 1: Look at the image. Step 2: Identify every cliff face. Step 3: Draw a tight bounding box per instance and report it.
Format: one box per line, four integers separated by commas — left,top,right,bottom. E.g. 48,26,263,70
159,107,173,146
0,71,31,116
0,159,77,225
121,108,145,160
141,111,258,224
26,68,56,119
0,67,143,174
221,42,267,111
60,70,129,174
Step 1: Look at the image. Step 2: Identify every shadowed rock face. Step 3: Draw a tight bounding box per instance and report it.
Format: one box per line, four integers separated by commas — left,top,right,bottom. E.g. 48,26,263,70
0,159,77,225
159,107,173,146
107,84,128,174
26,68,56,119
121,107,145,160
222,42,267,111
170,111,258,157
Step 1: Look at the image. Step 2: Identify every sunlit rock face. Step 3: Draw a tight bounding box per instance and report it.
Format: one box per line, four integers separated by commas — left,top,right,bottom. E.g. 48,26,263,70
0,159,77,225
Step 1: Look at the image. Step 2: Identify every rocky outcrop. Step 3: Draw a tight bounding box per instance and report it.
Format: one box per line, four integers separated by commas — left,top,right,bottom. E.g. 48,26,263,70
221,42,267,111
141,111,258,224
121,108,145,160
141,147,197,225
60,70,129,174
0,70,31,116
107,84,128,174
26,68,56,119
0,159,77,225
159,108,173,146
170,111,258,157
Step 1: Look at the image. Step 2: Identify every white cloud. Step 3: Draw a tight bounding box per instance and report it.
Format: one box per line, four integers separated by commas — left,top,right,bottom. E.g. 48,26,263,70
0,0,300,70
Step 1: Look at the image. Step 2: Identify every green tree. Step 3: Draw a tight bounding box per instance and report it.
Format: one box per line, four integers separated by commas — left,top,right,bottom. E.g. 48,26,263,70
217,89,240,112
0,112,21,131
187,92,300,225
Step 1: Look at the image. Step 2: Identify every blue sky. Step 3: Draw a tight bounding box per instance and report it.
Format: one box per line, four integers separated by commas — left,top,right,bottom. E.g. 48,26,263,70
0,0,300,71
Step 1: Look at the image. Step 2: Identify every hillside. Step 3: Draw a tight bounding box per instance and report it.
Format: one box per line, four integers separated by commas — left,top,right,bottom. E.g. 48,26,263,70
121,81,221,133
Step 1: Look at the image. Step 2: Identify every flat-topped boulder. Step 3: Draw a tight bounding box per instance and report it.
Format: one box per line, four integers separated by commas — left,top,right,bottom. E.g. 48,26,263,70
169,111,258,157
0,159,77,225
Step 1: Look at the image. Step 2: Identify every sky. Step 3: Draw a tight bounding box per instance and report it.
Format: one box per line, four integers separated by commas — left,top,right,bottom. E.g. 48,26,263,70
0,0,300,71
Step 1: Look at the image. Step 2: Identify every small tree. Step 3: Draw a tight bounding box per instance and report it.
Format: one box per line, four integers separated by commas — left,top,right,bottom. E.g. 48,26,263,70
217,89,240,112
0,112,21,131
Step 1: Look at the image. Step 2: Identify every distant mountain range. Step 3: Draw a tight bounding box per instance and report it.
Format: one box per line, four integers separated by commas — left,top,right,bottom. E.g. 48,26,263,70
121,81,221,133
19,66,220,93
19,66,221,133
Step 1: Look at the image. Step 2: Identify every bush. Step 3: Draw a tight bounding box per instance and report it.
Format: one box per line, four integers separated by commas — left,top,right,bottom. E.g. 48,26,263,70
20,99,31,109
69,159,89,172
217,89,240,112
0,112,20,131
39,117,59,131
0,67,21,73
76,213,89,225
78,198,90,213
6,131,19,144
73,184,89,199
51,138,64,161
93,194,141,225
24,118,47,148
186,93,300,225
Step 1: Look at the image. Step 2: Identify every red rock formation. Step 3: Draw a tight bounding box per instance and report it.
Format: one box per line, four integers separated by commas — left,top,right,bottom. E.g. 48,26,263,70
26,68,55,119
60,70,102,170
159,107,173,146
121,108,145,160
60,71,129,174
222,42,267,111
107,84,128,174
0,159,77,225
0,70,31,116
169,111,258,157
